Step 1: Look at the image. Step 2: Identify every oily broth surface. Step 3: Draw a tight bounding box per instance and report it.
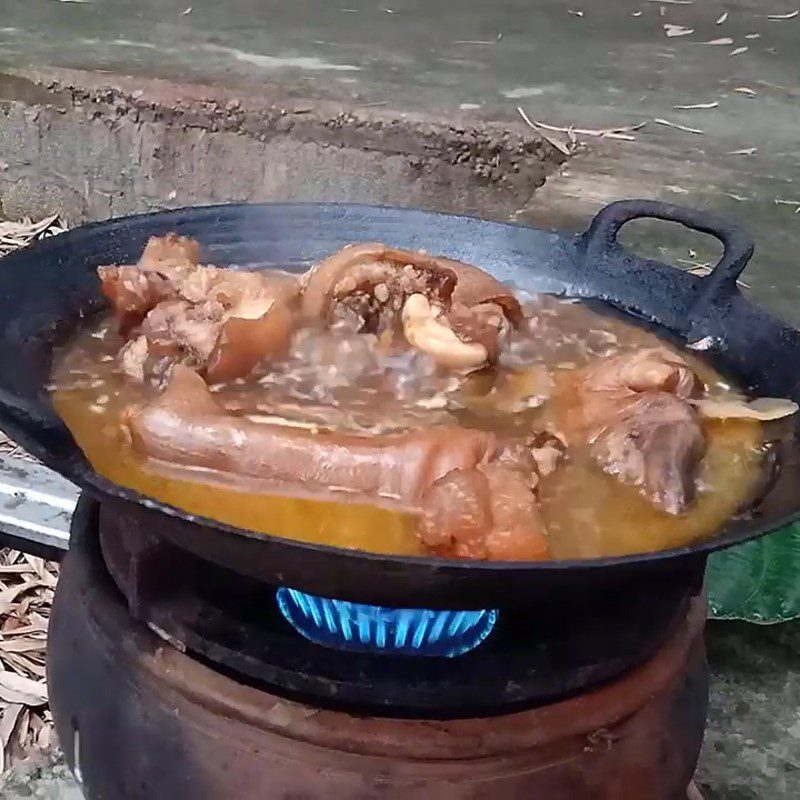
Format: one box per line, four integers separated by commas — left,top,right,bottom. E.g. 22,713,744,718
50,295,765,559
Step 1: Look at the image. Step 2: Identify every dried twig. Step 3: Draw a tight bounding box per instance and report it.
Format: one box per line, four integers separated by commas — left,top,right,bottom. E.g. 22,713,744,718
775,198,800,215
654,118,705,134
681,261,751,289
673,101,718,110
766,10,799,20
516,109,645,146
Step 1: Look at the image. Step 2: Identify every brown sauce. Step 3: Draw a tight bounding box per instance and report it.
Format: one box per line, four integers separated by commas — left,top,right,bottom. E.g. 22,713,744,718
50,294,765,560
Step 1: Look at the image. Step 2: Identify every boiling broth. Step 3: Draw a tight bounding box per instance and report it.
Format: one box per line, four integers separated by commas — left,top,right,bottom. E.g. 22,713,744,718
51,295,766,559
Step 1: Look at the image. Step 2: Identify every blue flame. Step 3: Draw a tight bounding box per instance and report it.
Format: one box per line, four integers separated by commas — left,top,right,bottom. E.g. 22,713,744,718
276,588,498,657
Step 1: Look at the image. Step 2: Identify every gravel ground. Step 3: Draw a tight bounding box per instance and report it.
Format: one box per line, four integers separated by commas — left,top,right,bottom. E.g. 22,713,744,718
0,749,81,800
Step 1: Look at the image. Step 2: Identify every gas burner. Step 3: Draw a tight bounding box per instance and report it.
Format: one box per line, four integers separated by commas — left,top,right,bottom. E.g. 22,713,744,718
94,498,702,718
276,587,498,657
47,496,710,800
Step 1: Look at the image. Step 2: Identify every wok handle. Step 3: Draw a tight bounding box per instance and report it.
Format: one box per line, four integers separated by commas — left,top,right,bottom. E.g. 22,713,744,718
581,199,754,311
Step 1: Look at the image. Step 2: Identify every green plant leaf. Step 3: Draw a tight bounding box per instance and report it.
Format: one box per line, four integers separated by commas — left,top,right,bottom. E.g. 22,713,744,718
707,524,800,624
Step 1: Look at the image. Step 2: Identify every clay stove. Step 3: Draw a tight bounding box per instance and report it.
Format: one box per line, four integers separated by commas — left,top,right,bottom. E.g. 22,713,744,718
46,496,708,800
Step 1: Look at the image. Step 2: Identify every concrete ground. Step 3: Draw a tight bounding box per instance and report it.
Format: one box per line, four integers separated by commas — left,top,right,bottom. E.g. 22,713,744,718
0,0,799,797
1,0,799,321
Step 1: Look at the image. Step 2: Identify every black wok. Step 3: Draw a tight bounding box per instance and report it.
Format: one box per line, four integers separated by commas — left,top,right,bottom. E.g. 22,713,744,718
0,200,797,609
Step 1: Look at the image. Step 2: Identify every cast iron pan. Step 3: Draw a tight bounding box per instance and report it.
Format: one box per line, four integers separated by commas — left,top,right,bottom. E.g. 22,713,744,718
0,200,797,609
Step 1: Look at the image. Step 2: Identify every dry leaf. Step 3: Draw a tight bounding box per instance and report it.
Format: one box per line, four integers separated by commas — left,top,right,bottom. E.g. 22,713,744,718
0,417,61,772
730,46,749,56
705,37,734,45
673,101,718,109
687,781,705,800
11,707,29,763
1,624,48,637
27,712,42,739
6,656,46,680
22,555,56,587
0,639,47,654
0,565,35,576
695,397,799,421
664,24,694,37
516,107,572,155
2,647,47,677
654,117,705,134
766,10,799,20
0,215,66,258
0,672,47,706
0,704,23,746
0,703,23,771
36,720,52,750
0,580,48,606
716,11,729,24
